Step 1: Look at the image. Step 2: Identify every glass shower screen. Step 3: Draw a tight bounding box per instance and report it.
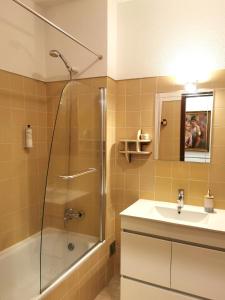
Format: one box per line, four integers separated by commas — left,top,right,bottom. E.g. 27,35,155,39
40,80,105,291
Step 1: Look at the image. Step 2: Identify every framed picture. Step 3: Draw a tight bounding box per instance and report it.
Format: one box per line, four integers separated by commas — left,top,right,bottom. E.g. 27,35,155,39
185,111,211,152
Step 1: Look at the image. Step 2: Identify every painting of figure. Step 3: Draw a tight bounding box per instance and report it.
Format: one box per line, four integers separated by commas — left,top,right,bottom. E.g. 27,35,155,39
185,111,211,152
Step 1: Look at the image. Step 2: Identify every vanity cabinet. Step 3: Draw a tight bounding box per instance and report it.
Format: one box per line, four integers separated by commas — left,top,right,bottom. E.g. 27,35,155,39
171,243,225,300
121,231,225,300
121,232,171,287
120,199,225,300
121,277,194,300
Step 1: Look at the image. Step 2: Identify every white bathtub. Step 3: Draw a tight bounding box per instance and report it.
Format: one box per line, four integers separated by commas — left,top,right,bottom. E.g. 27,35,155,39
0,228,98,300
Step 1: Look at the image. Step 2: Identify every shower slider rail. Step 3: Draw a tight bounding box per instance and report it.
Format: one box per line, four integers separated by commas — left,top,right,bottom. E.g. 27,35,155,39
12,0,103,60
59,168,97,180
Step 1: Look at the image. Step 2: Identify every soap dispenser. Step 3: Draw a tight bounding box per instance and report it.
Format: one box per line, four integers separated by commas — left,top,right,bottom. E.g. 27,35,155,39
204,189,214,213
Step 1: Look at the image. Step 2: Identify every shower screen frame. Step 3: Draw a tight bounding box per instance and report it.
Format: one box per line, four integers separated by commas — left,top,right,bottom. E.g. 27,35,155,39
99,87,106,242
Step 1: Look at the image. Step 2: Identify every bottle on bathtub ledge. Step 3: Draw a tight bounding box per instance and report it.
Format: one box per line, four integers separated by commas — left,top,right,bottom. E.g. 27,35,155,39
204,189,214,213
25,124,33,149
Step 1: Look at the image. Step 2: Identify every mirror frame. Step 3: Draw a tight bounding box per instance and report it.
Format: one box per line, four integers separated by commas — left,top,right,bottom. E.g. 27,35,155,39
154,90,214,163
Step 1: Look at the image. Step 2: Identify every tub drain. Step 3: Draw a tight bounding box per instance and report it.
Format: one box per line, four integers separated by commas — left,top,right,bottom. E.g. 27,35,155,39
68,242,75,251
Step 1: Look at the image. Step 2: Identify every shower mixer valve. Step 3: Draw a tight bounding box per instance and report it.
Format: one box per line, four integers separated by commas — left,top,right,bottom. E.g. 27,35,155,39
64,208,85,222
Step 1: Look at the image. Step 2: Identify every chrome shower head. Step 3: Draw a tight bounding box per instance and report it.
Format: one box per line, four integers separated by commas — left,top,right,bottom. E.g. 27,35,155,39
49,49,78,79
49,50,61,58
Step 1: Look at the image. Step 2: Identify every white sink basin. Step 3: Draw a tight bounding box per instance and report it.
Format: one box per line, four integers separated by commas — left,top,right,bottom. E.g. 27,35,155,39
121,199,225,250
120,199,225,233
152,205,209,224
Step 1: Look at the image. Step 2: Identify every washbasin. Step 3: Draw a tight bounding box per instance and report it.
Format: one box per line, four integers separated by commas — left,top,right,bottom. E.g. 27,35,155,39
151,205,209,224
121,199,225,234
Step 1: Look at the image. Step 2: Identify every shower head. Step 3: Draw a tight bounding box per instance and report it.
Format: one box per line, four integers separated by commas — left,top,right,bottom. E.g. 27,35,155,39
49,50,61,58
49,49,78,79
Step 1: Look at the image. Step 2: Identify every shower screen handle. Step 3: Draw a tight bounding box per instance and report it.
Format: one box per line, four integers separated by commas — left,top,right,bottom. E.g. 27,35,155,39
59,168,96,180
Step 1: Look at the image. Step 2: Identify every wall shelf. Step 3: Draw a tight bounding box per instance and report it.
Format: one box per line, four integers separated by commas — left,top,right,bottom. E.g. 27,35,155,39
119,138,152,163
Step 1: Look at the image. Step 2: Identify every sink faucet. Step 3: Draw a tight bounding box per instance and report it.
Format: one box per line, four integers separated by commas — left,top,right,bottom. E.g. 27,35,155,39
177,189,184,214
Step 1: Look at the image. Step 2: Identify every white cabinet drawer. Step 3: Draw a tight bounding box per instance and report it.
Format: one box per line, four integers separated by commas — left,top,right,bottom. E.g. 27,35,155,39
171,243,225,300
121,277,195,300
121,231,171,287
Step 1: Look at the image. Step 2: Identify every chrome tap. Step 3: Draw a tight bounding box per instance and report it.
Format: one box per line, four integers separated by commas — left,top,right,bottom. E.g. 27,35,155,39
177,189,184,214
64,208,85,222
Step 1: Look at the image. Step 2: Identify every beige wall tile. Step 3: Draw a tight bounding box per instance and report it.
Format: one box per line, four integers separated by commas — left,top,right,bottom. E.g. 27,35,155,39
141,110,153,127
213,108,225,127
125,111,140,127
11,91,24,109
139,175,154,193
126,95,140,111
155,177,172,201
189,164,209,181
171,162,190,179
124,189,140,207
214,89,225,109
209,164,225,182
213,127,225,146
125,173,139,191
125,79,141,95
140,94,154,111
116,111,125,127
23,77,37,95
0,89,12,108
112,174,125,189
141,77,157,94
117,81,126,95
116,95,126,111
140,190,155,199
155,161,172,178
212,146,225,164
189,180,208,202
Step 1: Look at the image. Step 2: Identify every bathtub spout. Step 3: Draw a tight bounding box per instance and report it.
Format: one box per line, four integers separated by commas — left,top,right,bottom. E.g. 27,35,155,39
64,208,85,222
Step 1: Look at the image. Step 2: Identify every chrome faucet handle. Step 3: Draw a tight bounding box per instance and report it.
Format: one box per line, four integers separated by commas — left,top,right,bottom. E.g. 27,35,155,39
65,208,73,213
64,208,85,222
178,189,184,199
177,189,184,214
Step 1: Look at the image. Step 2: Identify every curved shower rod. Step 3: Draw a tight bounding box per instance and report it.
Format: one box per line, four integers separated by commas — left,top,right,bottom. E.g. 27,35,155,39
12,0,103,60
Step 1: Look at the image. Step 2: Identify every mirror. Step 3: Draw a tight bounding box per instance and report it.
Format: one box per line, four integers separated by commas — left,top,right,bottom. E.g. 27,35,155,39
155,91,214,163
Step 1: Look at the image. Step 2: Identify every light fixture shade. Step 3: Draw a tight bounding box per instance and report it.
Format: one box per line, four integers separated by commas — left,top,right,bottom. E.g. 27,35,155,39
184,82,197,93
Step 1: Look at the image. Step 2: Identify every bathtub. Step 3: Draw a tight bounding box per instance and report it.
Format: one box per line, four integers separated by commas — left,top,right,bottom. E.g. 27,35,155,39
0,228,99,300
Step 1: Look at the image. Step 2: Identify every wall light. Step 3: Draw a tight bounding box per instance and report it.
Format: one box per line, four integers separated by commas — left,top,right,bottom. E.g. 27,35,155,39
170,46,213,86
184,81,197,93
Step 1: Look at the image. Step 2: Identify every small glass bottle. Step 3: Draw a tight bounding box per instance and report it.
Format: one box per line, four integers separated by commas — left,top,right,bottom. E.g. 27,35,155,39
204,189,214,213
